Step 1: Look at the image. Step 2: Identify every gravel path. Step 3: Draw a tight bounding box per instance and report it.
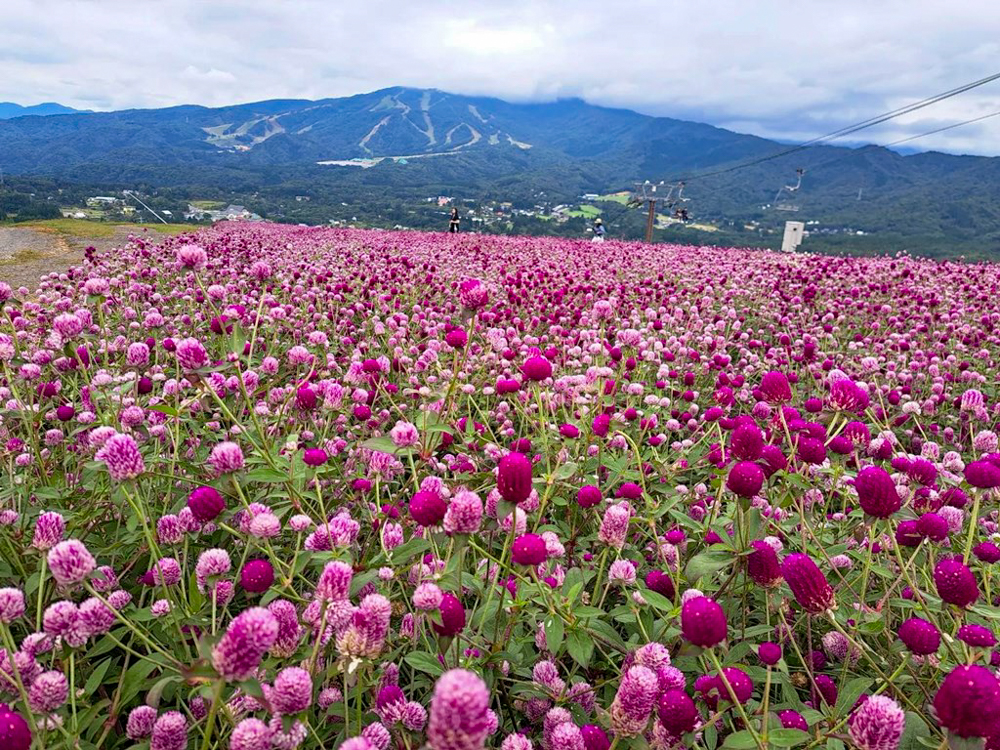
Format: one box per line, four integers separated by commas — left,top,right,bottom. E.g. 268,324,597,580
0,226,140,292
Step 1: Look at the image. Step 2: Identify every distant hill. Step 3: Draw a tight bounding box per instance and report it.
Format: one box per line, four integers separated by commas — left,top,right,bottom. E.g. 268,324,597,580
1,87,999,252
0,102,83,119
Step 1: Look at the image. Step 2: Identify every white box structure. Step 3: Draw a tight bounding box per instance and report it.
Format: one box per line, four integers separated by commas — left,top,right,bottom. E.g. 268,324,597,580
781,221,805,252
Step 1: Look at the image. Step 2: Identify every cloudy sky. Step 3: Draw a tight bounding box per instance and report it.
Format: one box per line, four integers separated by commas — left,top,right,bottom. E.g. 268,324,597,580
4,0,1000,154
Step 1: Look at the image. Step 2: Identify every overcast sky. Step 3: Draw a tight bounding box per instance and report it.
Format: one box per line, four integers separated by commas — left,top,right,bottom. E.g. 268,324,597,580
4,0,1000,154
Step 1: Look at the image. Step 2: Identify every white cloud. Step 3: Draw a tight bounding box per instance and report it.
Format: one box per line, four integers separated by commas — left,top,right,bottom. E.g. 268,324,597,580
2,0,1000,153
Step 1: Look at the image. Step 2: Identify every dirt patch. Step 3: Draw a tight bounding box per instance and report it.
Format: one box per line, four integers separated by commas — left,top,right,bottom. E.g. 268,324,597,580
0,226,156,291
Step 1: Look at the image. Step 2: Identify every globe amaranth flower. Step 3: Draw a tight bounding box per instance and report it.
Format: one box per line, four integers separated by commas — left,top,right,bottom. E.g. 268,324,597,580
0,589,25,623
657,689,698,737
47,539,96,586
28,670,68,712
854,466,901,518
759,371,792,404
521,355,553,382
240,559,275,593
497,452,533,504
209,441,244,474
229,717,273,750
781,553,835,613
609,666,658,737
410,490,448,527
956,624,996,648
271,667,313,715
512,534,547,566
31,511,65,550
212,607,279,681
848,695,905,750
188,486,225,522
681,596,727,648
598,503,631,550
150,711,188,750
427,669,492,750
0,708,31,750
95,433,145,481
126,705,158,740
747,540,783,588
933,665,1000,738
443,490,483,535
934,558,979,608
432,593,466,637
726,461,764,499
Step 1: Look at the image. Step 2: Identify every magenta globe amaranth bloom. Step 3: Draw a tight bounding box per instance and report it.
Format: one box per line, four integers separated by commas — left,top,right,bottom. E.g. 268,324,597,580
898,617,940,655
521,355,553,382
965,460,1000,489
576,485,602,508
512,534,547,565
497,452,533,504
303,448,328,467
759,371,792,404
854,466,901,518
427,669,492,750
240,559,275,593
681,596,727,647
0,708,31,750
188,485,225,521
746,540,782,588
934,558,979,608
432,593,466,637
781,553,835,613
726,461,764,498
410,490,447,527
933,665,1000,738
657,689,698,736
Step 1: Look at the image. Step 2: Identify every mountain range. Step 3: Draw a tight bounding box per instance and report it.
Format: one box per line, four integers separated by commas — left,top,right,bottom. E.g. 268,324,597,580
1,87,999,252
0,102,83,119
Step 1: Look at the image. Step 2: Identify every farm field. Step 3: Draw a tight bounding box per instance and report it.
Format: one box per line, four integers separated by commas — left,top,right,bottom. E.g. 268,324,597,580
0,223,999,750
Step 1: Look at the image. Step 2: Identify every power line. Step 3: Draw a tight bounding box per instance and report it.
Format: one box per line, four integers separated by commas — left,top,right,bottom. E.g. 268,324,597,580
667,70,1000,183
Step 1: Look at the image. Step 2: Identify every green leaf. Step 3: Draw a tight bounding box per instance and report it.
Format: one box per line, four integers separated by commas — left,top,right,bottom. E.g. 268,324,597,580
83,659,113,695
404,651,444,677
145,674,179,709
641,589,675,612
834,677,872,718
722,731,760,749
243,468,289,483
553,462,578,480
767,729,810,747
362,436,401,454
544,615,564,656
147,403,179,417
685,548,732,583
566,629,594,667
120,659,161,705
239,679,266,700
899,712,933,750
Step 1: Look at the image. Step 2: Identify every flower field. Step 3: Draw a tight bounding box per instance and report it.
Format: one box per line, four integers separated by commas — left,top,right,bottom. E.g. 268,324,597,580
1,223,1000,750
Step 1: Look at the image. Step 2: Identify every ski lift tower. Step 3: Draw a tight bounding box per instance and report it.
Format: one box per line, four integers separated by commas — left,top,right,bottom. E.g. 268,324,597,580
632,181,681,243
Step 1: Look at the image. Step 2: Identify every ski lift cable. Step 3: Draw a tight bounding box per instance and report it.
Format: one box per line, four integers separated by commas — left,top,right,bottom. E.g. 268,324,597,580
664,70,1000,183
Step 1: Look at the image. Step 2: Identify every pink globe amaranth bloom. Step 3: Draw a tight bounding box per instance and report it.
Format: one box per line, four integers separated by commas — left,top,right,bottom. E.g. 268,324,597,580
28,670,68,712
210,441,244,474
212,607,279,681
497,452,533,504
195,548,231,592
0,708,31,750
443,490,483,535
759,371,792,404
681,596,727,647
0,589,25,623
726,461,764,498
230,717,273,750
781,554,835,613
458,278,489,310
240,559,275,593
432,592,466,637
657,689,698,736
512,533,547,565
271,666,313,715
390,420,420,448
411,490,448,527
933,665,1000,738
521,355,552,382
95,433,145,481
414,582,445,610
965,460,1000,489
854,466,901,518
315,560,353,601
176,243,207,269
934,558,979,608
341,739,376,750
363,723,392,750
549,722,585,750
150,557,182,586
610,665,658,737
126,705,158,739
427,669,492,750
188,485,225,522
47,539,96,586
175,337,208,370
598,503,630,550
502,734,533,750
747,540,782,588
848,695,905,750
576,485,602,509
31,511,65,550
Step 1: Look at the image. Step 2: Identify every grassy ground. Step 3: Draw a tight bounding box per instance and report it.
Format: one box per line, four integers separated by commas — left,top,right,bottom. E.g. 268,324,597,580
596,192,631,205
16,219,196,237
566,205,602,218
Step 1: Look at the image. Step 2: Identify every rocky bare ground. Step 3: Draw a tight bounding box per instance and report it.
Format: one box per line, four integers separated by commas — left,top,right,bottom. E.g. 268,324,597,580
0,225,145,291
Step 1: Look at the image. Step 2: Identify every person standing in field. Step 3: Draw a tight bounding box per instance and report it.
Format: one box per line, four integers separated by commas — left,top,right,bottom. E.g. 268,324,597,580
449,207,461,233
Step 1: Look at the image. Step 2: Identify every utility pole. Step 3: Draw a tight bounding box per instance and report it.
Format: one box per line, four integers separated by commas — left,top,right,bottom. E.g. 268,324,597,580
632,181,683,243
